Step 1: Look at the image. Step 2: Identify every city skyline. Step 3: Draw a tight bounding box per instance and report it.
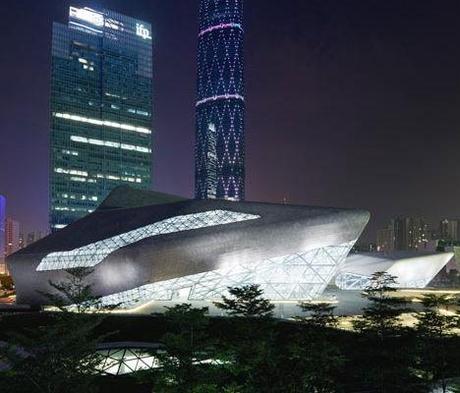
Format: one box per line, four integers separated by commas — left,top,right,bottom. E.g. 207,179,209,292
2,0,460,240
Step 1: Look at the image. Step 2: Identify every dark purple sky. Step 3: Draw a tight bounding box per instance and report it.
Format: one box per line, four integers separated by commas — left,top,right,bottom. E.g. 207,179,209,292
1,0,460,240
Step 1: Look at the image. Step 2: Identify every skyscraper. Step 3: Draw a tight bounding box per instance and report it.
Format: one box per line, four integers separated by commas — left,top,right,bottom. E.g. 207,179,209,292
195,0,245,201
49,7,153,230
376,227,394,252
5,218,20,258
392,216,429,251
439,219,460,241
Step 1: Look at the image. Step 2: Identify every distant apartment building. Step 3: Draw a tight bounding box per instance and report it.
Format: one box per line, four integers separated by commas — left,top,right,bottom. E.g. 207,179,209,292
377,216,429,251
376,227,394,252
439,219,460,241
392,216,429,250
26,232,36,247
25,231,47,247
5,218,20,257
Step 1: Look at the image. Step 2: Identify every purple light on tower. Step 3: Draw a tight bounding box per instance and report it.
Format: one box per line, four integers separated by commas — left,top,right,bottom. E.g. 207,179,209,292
195,0,245,201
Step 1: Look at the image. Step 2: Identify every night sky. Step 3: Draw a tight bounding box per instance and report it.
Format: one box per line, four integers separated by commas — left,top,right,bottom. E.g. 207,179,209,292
1,0,460,241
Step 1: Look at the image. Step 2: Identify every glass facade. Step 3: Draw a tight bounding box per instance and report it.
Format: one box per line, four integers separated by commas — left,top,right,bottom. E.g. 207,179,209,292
49,7,153,231
97,347,160,375
37,210,260,271
195,0,245,201
98,241,356,309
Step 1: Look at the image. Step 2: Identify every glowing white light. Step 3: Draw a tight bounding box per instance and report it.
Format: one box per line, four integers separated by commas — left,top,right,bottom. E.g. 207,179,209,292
70,136,151,154
54,112,151,135
55,168,88,177
98,241,356,308
36,210,260,271
61,149,79,156
70,177,86,182
97,348,159,375
136,23,152,40
105,18,123,31
336,252,454,290
198,22,243,37
69,7,104,27
196,94,245,107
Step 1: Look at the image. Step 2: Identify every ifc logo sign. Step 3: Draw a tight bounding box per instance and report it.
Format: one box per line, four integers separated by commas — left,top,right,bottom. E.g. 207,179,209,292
136,23,152,40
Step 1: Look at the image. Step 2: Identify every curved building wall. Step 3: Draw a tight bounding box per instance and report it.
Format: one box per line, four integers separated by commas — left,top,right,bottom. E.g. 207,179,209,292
335,252,454,290
7,191,370,309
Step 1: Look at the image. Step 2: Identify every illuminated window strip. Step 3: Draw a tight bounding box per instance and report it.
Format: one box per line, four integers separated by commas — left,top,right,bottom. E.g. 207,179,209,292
36,210,260,271
196,94,245,107
69,21,103,34
55,168,88,177
95,173,142,184
70,136,151,154
54,112,151,135
198,23,243,37
70,176,87,182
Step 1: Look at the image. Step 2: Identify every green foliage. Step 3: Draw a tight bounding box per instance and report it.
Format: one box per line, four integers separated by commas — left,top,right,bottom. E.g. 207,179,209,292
351,272,418,393
415,294,460,393
296,302,338,328
0,274,14,291
44,267,117,313
214,285,278,392
448,381,460,393
285,302,344,393
0,268,110,393
3,277,460,392
213,284,275,318
149,304,221,393
353,271,409,336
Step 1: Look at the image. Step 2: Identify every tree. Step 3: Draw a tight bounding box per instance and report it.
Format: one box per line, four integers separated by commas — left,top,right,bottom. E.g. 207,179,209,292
213,284,275,318
42,267,119,314
149,304,220,393
1,268,111,393
352,271,416,393
296,302,338,328
213,285,278,392
415,294,460,393
0,274,14,291
284,302,344,393
353,271,409,336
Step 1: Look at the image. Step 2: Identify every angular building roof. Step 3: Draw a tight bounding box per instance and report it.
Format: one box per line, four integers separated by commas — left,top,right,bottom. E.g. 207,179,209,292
335,251,454,290
97,186,187,211
9,187,370,307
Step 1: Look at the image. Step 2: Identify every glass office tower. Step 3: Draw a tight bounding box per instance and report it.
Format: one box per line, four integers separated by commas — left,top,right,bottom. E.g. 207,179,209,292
50,7,153,230
195,0,245,201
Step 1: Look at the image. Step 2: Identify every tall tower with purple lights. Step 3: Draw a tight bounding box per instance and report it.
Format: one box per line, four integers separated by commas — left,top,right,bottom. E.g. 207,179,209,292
195,0,245,201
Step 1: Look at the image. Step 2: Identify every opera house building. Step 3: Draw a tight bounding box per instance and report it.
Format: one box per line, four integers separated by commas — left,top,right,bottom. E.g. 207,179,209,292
7,187,453,311
336,251,454,290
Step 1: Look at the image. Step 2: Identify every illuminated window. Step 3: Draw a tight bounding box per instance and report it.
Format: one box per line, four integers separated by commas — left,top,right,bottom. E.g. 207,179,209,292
97,241,356,308
54,112,151,135
70,136,151,154
37,210,260,271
